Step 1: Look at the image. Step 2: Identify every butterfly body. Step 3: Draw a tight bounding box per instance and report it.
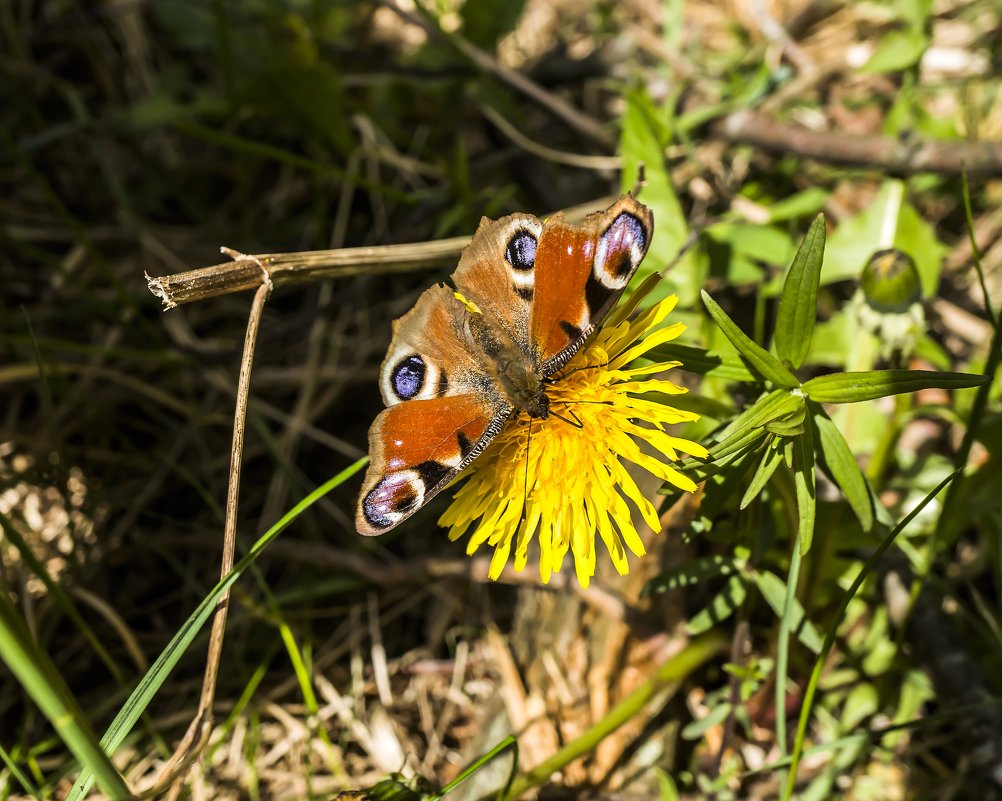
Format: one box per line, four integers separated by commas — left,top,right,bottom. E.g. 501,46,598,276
356,195,654,536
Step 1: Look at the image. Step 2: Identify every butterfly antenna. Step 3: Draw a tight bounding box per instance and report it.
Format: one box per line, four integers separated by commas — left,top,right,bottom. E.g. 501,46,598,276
630,163,647,197
548,408,585,429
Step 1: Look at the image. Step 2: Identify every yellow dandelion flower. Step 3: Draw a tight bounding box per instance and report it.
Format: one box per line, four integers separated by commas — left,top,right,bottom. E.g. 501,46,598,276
438,294,708,588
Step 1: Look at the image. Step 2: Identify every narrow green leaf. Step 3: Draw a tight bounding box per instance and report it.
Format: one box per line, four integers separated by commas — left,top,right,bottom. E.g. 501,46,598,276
766,187,829,222
860,29,929,73
656,768,681,801
740,443,784,509
764,419,805,437
793,426,816,555
803,369,988,403
812,407,874,531
686,575,748,634
774,214,826,369
703,425,767,465
65,457,368,801
783,471,960,801
644,554,743,595
715,388,803,448
0,714,45,800
763,400,807,437
753,571,823,654
701,290,800,388
0,594,130,799
649,342,757,382
681,702,732,740
436,736,518,800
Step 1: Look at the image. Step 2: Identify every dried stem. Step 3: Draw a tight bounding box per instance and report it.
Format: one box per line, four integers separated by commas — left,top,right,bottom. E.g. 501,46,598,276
149,280,271,798
145,198,616,310
715,110,1002,175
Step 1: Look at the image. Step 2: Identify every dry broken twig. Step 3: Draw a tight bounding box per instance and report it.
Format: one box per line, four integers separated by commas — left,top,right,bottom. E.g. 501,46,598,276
145,198,616,309
715,110,1002,175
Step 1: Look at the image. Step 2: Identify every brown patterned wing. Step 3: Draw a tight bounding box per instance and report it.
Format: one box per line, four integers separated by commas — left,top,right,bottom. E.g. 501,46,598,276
530,195,654,372
356,284,512,535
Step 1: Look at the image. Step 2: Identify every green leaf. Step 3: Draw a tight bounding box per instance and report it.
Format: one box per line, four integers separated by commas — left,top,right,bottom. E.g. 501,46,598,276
681,702,732,740
0,594,130,799
766,188,829,222
784,471,959,801
740,442,784,509
686,575,748,634
649,342,756,382
66,458,368,801
753,571,823,653
793,426,817,554
706,222,794,265
621,87,700,306
701,290,800,388
860,29,929,74
644,554,744,595
803,370,988,403
774,214,826,369
714,389,803,453
812,407,874,531
656,768,681,801
763,400,807,437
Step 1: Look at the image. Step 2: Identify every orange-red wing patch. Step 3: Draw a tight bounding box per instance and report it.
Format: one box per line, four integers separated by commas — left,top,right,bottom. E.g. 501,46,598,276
530,217,596,364
356,394,510,535
530,196,653,370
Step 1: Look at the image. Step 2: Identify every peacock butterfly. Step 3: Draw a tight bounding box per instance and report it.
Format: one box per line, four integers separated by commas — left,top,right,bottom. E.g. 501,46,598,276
355,195,654,535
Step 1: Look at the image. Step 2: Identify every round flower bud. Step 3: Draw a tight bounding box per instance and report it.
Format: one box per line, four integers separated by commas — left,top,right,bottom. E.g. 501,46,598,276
861,248,922,313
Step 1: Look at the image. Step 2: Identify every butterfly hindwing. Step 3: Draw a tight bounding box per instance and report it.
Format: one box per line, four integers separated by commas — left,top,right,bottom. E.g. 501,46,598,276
530,195,653,371
356,284,512,535
356,395,511,535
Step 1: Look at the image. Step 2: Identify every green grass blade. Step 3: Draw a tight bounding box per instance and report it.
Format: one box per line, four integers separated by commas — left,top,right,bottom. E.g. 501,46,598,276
0,593,130,799
701,290,800,388
435,735,518,799
774,214,826,369
0,514,126,683
0,738,43,800
802,369,987,403
961,169,996,323
782,470,959,801
65,457,368,801
812,407,874,532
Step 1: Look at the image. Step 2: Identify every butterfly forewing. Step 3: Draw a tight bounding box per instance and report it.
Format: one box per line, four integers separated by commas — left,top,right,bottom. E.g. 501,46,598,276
531,196,653,372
